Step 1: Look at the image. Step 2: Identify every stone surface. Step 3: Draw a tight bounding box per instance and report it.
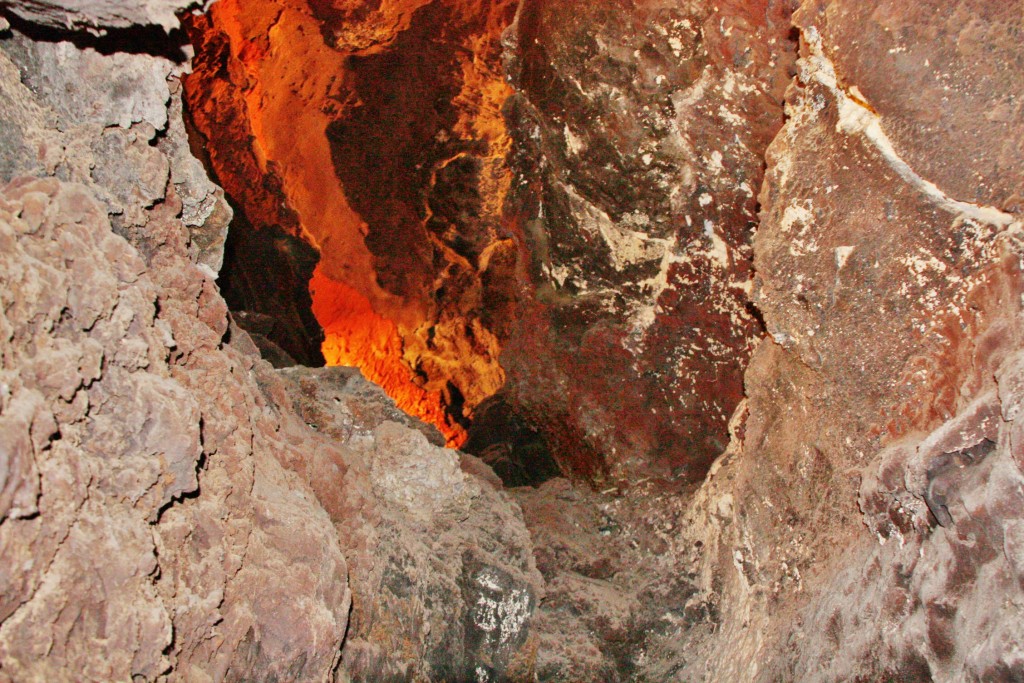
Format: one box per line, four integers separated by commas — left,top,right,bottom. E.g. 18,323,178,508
0,175,350,681
2,0,1024,681
0,0,196,32
511,477,704,682
181,0,797,483
183,0,518,445
0,16,541,682
500,0,797,484
271,366,542,681
659,1,1024,679
0,26,352,678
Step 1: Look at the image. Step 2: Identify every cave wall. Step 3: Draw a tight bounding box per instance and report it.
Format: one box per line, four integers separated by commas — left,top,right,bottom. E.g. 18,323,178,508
0,16,351,678
499,0,796,484
0,0,1022,681
187,0,801,485
503,2,1024,677
671,1,1024,679
183,0,520,445
0,2,542,680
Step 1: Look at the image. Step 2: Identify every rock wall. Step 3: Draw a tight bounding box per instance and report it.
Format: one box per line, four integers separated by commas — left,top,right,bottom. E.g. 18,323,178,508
1,0,1023,681
0,3,542,681
500,0,796,484
0,26,351,678
484,1,1024,680
183,0,520,445
670,1,1024,679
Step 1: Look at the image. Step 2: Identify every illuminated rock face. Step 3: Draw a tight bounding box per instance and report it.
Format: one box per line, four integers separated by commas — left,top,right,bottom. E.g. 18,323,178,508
185,0,797,483
0,5,542,678
183,0,518,445
3,0,1024,680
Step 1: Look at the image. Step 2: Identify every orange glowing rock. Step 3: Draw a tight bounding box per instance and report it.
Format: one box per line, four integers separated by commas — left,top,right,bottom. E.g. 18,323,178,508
185,0,518,447
311,268,469,447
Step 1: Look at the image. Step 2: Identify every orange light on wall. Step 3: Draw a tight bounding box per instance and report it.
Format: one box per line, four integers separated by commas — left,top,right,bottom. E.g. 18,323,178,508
185,0,518,449
310,267,469,447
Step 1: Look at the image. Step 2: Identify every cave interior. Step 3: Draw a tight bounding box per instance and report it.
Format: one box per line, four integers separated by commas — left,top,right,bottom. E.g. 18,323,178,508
0,0,1023,680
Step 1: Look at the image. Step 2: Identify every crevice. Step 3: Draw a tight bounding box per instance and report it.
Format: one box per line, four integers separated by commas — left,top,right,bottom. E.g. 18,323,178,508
0,9,192,62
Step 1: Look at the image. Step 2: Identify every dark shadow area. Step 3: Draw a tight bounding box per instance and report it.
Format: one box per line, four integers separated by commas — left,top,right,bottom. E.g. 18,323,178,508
216,208,326,368
0,9,192,62
178,88,325,369
463,393,562,488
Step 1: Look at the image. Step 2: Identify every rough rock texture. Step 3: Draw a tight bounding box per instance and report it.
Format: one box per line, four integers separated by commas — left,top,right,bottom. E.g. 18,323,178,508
490,2,1024,680
0,11,542,682
183,0,519,445
511,478,707,681
180,0,799,486
0,0,197,32
272,366,542,681
661,1,1024,679
0,20,352,679
500,0,797,484
3,0,1024,681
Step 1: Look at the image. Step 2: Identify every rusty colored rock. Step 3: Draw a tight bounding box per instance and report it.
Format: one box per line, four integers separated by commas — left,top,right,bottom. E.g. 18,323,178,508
3,0,1024,681
500,0,798,485
664,2,1024,679
0,16,542,681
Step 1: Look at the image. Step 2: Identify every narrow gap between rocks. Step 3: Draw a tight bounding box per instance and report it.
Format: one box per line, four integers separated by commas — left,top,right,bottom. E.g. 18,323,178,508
177,0,782,492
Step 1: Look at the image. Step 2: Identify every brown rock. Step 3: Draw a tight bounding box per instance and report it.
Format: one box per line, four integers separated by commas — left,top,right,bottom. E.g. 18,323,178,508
0,0,196,32
667,1,1024,679
270,365,543,681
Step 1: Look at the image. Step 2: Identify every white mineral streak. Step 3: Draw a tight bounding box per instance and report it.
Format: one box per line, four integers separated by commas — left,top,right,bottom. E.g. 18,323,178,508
801,27,1019,231
558,181,669,271
627,235,686,338
704,219,730,268
564,124,584,155
834,245,854,270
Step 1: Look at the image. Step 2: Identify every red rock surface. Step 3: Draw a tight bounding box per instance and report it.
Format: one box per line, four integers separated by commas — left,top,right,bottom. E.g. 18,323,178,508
0,11,542,680
660,2,1024,679
182,0,800,487
500,0,797,485
183,0,519,445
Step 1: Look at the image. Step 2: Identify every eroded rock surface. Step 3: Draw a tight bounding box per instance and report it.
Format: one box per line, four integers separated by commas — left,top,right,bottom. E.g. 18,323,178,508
493,2,1024,680
500,0,797,484
0,174,349,681
0,0,196,32
272,366,542,681
2,0,1024,681
0,13,541,682
183,0,519,444
663,2,1024,679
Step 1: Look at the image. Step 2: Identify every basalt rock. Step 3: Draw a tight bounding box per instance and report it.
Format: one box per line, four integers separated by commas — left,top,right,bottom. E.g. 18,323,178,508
2,0,1024,681
271,365,542,681
182,0,519,444
0,18,355,677
0,0,196,32
666,2,1024,679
